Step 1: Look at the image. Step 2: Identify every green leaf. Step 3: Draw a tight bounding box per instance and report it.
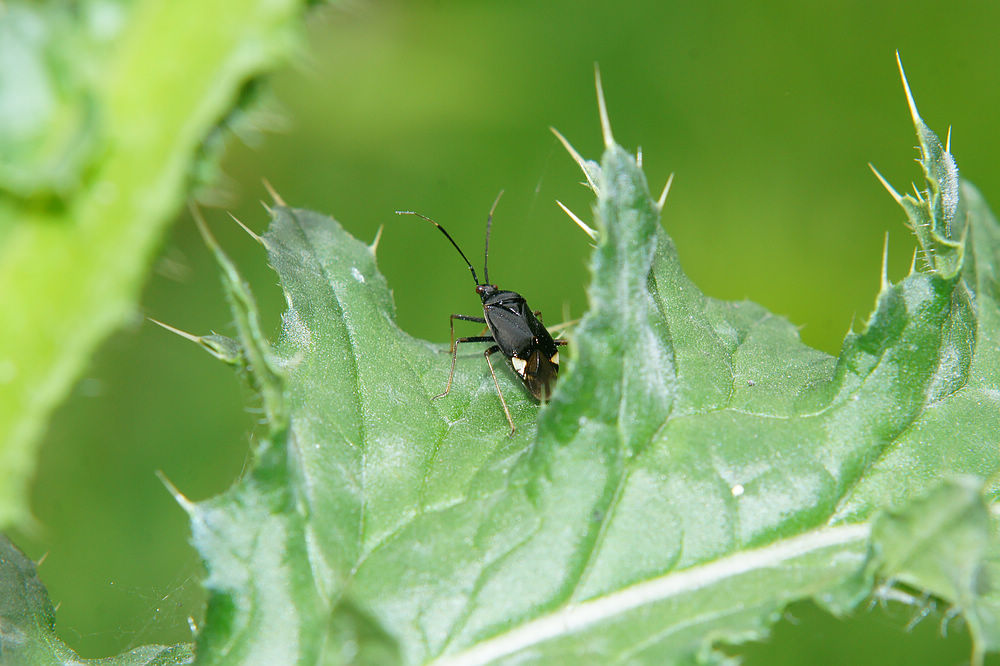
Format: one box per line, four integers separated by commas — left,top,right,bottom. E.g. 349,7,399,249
0,534,194,665
868,476,1000,666
0,0,308,528
870,54,964,279
182,70,1000,663
0,3,101,200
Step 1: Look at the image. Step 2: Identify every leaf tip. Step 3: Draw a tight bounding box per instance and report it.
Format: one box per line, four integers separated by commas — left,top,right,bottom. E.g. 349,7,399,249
370,224,384,256
656,173,675,211
155,470,197,516
149,318,244,365
551,126,599,193
149,317,201,345
261,177,287,207
228,212,264,246
556,199,598,241
594,63,614,149
869,163,903,204
896,52,922,127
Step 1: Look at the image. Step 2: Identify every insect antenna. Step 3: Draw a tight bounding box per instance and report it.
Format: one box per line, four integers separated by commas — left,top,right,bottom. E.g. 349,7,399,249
395,209,481,286
483,190,504,286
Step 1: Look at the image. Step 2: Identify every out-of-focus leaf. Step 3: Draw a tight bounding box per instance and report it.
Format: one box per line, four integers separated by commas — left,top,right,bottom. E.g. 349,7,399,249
0,0,307,528
0,3,102,200
868,477,1000,665
0,535,194,664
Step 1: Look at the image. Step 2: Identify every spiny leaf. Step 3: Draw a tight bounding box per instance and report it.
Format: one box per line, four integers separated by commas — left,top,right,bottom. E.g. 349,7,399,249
183,68,1000,664
870,54,964,279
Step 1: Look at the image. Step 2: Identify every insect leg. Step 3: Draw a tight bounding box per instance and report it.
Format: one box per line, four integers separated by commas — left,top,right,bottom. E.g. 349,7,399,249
435,313,489,400
484,345,516,437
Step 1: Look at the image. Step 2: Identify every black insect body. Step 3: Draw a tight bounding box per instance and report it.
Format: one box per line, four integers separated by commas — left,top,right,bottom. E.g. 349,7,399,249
396,192,565,435
478,286,561,401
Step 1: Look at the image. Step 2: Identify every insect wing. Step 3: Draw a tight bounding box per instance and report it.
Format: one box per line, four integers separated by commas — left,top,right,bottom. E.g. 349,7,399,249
511,347,559,401
484,296,561,401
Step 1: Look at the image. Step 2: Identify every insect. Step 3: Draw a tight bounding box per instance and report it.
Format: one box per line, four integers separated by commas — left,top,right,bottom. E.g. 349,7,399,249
396,192,566,435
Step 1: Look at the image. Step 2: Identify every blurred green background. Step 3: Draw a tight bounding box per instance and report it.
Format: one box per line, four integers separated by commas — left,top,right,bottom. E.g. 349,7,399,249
9,0,1000,661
